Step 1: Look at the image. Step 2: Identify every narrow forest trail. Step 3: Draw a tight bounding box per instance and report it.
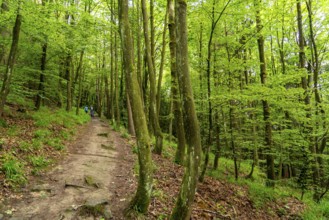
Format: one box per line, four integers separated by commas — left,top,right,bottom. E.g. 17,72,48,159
0,118,136,220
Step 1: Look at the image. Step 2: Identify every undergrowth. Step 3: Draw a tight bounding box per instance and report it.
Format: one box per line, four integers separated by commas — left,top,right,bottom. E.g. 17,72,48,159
0,107,90,188
159,137,329,219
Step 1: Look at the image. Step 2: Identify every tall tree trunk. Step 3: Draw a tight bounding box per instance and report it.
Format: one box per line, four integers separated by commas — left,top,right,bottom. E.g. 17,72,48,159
75,50,84,115
305,0,324,201
0,0,9,65
199,0,231,183
0,0,9,64
296,0,320,190
255,0,275,186
115,32,120,124
150,0,155,67
141,0,163,154
35,42,47,110
65,53,72,112
118,0,152,213
0,3,22,116
168,0,186,165
156,8,168,116
170,0,201,218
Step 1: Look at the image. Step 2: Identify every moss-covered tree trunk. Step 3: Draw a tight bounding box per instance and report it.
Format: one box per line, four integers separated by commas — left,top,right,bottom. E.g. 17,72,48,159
0,2,21,116
156,8,168,116
118,0,152,213
0,0,9,65
170,0,202,218
167,0,186,165
141,0,163,154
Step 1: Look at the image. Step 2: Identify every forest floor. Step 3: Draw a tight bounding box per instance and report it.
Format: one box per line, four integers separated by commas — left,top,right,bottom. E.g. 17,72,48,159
0,116,305,219
0,118,136,220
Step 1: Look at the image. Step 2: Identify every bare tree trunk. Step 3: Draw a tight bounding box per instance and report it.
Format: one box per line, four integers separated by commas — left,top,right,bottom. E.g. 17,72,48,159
115,32,120,124
255,0,275,186
35,42,47,110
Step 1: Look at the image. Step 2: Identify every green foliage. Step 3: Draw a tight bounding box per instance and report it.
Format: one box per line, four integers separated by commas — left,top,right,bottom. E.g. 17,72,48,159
248,182,276,208
302,194,329,219
18,141,32,152
111,121,120,132
29,155,50,174
132,145,138,154
0,119,8,127
29,155,49,168
121,130,130,139
6,126,20,137
1,153,26,186
32,139,43,150
32,108,53,127
60,130,71,140
34,129,51,139
46,138,64,151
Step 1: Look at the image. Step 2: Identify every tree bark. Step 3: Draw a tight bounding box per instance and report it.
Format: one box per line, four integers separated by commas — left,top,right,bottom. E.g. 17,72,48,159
118,0,153,213
0,3,22,116
35,42,47,110
170,0,201,218
141,0,163,154
156,8,168,116
255,0,275,186
168,0,186,165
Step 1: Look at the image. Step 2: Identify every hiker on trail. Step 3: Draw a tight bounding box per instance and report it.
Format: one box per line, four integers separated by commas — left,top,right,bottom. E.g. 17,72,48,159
84,105,88,113
90,106,94,117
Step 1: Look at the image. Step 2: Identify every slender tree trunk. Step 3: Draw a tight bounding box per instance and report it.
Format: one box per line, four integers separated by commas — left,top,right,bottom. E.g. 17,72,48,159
150,0,155,67
127,93,136,136
0,3,22,116
119,0,152,213
35,42,48,110
255,0,275,186
306,0,325,201
199,0,231,183
156,8,168,116
170,0,201,218
115,32,120,124
213,110,221,169
141,0,163,154
65,54,72,112
136,0,143,94
74,50,84,115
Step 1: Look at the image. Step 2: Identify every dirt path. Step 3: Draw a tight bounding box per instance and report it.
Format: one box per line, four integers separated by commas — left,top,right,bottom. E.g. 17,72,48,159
0,118,136,220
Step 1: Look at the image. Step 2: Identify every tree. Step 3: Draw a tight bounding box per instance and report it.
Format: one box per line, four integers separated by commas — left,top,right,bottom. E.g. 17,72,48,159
0,1,22,116
141,0,164,154
170,0,202,218
254,0,275,186
118,0,153,213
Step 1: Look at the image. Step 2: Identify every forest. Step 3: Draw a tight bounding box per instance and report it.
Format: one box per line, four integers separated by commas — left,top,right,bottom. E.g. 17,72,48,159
1,0,329,219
